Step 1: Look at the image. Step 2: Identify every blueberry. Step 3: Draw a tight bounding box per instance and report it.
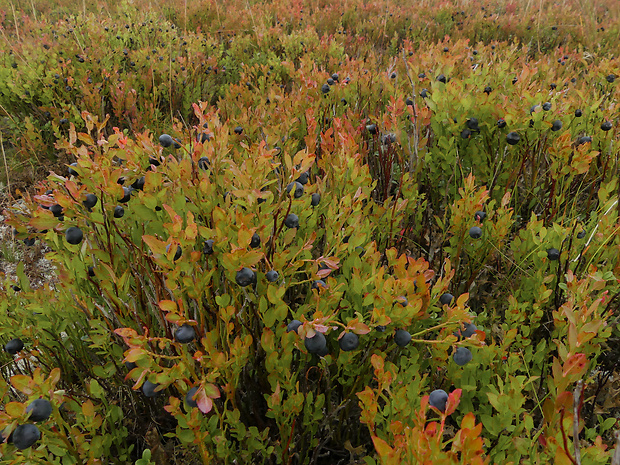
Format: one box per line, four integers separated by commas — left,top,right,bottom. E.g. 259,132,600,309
4,338,24,354
119,187,133,203
578,136,592,145
265,270,279,282
159,134,173,147
366,124,377,134
234,126,243,135
506,132,520,145
469,226,482,239
296,172,309,185
142,380,161,397
466,118,479,130
284,214,299,229
483,86,492,94
26,399,53,422
286,320,302,333
458,322,477,338
286,181,304,198
601,121,613,131
453,347,473,366
235,267,256,287
575,109,582,117
474,211,486,222
166,244,182,261
113,205,125,218
497,118,506,128
461,129,471,139
68,162,79,176
185,387,199,408
551,120,563,131
321,83,330,94
250,233,261,248
311,193,321,206
12,424,40,450
65,227,83,245
50,204,63,217
394,329,411,347
197,133,210,143
436,74,446,83
542,102,551,111
547,248,560,260
339,332,359,351
304,331,327,354
577,230,586,239
428,389,448,412
83,194,98,209
203,239,215,255
131,176,146,190
174,324,195,343
125,361,137,371
439,293,453,306
311,280,327,290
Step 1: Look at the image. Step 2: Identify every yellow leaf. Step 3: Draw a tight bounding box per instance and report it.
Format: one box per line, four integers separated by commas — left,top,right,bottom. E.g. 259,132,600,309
159,300,178,312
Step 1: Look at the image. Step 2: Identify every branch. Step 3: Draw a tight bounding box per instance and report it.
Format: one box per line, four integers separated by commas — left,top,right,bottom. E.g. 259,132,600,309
559,407,578,465
612,431,620,465
573,380,583,465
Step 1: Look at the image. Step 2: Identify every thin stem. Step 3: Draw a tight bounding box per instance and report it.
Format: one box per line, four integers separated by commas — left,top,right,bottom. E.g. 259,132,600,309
573,380,583,465
0,133,11,197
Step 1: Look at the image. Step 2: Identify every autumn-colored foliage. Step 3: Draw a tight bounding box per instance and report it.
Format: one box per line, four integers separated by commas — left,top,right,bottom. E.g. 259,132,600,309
1,0,620,463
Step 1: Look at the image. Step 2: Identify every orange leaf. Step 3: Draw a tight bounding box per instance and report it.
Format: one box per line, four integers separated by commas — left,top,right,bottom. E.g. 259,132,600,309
82,400,95,417
371,435,394,458
10,375,33,395
142,235,166,255
562,353,588,378
5,402,26,417
124,348,146,363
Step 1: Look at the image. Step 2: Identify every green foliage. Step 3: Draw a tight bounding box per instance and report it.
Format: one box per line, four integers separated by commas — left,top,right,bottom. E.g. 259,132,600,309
1,0,620,464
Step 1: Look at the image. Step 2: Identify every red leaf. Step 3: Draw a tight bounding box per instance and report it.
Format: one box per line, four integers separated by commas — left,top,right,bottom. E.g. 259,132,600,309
197,393,213,414
444,388,462,416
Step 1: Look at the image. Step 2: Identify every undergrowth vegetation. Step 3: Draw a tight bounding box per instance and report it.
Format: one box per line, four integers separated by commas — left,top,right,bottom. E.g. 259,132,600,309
1,0,620,464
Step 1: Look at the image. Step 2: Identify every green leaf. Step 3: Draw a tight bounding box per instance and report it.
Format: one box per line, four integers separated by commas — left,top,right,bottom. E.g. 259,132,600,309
89,379,104,398
177,428,195,445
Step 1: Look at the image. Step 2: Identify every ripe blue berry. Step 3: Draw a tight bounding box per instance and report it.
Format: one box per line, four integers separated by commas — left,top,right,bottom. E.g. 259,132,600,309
339,332,359,351
453,347,473,366
429,389,448,412
394,329,411,347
